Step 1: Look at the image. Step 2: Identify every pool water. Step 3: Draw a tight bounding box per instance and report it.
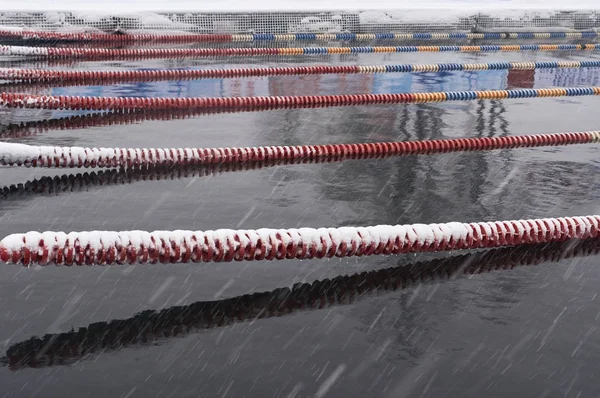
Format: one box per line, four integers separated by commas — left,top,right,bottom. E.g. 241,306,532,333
1,43,600,397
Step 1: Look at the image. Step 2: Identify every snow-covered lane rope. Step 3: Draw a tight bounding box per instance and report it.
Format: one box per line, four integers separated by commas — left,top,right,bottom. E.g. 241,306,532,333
1,29,598,44
2,43,599,60
1,131,599,168
3,61,600,86
6,237,599,370
1,87,599,112
1,215,599,266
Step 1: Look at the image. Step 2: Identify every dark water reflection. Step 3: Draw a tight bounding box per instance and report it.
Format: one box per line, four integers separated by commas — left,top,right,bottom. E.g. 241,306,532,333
5,239,599,371
1,49,600,397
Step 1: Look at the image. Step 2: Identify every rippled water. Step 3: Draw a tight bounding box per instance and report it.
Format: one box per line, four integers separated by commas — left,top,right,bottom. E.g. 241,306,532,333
1,43,600,397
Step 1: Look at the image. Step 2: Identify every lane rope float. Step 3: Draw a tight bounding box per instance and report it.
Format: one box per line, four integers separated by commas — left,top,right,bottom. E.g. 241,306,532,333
1,215,599,266
3,60,600,86
6,237,599,370
1,87,599,112
1,131,599,168
2,43,600,60
1,29,598,44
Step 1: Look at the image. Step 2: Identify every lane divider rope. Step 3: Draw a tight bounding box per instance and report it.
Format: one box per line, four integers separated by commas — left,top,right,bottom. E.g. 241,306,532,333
2,131,599,168
3,60,600,85
2,43,599,59
1,215,599,266
1,29,598,44
2,87,599,112
6,237,598,370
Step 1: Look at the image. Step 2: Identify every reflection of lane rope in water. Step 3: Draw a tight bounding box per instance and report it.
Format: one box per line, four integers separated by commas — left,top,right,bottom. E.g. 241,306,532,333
0,162,299,201
474,100,509,137
0,101,510,139
0,110,260,139
4,238,600,370
1,131,599,168
2,87,600,113
3,61,600,87
1,215,600,266
487,100,509,137
3,43,600,60
1,30,598,44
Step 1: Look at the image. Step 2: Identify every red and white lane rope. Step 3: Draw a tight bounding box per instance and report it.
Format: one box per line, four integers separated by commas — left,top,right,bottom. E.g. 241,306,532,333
1,43,598,60
1,131,599,168
0,30,250,44
1,215,599,266
0,30,237,44
3,61,600,86
1,87,599,113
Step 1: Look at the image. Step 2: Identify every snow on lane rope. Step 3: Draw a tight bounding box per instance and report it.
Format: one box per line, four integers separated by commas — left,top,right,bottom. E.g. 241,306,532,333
1,215,599,266
2,43,599,60
1,30,598,44
2,131,599,168
6,238,599,370
1,87,600,113
4,60,600,85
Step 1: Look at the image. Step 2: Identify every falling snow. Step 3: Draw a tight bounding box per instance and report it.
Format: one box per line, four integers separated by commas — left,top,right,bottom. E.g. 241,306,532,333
0,1,599,397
